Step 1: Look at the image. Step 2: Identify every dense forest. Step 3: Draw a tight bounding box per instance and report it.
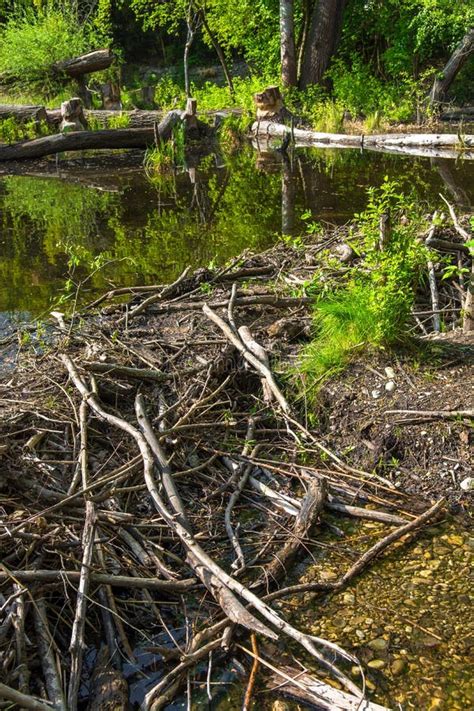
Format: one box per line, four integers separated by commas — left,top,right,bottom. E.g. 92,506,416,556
0,1,473,123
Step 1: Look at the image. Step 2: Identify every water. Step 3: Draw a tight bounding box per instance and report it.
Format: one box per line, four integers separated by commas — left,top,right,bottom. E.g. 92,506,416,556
1,145,473,330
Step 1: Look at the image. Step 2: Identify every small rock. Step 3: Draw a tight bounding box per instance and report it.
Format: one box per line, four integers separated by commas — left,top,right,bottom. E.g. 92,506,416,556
368,659,386,669
384,366,395,379
447,534,464,546
385,380,396,392
368,637,388,651
391,658,406,676
460,477,474,491
372,389,381,399
335,243,355,263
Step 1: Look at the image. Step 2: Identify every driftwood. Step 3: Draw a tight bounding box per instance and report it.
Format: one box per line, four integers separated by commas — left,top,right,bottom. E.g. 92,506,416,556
262,478,326,587
0,110,182,160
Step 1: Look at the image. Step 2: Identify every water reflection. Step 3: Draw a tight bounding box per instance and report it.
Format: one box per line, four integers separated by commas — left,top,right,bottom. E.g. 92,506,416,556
0,146,473,321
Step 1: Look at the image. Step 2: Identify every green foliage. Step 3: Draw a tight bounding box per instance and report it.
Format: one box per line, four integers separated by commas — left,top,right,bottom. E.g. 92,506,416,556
0,117,51,143
0,3,93,95
311,100,346,133
300,180,430,394
328,58,425,122
130,0,280,76
107,113,130,129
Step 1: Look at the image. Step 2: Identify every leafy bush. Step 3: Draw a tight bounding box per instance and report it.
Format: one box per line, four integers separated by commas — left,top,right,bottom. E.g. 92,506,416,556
0,4,92,94
0,117,51,143
300,180,430,393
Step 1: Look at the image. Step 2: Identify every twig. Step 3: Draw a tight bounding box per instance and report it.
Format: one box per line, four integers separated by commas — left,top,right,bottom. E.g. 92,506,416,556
242,633,259,711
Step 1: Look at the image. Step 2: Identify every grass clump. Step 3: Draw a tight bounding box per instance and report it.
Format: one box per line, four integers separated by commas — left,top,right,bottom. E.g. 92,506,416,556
300,179,430,395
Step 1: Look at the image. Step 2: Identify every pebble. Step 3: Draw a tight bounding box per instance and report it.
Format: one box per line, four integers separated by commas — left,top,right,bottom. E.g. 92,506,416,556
460,477,474,491
368,659,386,669
385,380,396,392
391,658,406,676
385,366,396,379
368,637,388,651
372,389,381,399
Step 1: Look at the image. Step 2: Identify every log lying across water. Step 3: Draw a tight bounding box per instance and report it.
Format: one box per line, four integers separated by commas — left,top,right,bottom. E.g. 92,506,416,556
252,120,474,159
0,110,183,161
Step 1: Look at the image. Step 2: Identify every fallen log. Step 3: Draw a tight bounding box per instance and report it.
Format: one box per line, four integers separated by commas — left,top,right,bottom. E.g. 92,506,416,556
54,49,114,79
252,120,474,149
0,110,182,160
0,104,48,123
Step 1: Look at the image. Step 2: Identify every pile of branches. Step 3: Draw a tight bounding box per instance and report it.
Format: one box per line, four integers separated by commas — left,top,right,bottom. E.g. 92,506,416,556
0,236,458,710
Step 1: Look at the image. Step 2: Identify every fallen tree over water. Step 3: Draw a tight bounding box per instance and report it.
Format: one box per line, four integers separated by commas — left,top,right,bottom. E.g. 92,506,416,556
252,120,474,159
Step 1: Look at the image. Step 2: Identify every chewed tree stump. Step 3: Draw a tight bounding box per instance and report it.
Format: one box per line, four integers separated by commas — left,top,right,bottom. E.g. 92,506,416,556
60,97,88,133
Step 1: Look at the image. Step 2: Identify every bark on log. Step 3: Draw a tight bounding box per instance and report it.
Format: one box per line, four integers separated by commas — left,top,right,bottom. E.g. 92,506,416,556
0,110,182,161
430,28,474,106
0,104,48,123
54,49,114,79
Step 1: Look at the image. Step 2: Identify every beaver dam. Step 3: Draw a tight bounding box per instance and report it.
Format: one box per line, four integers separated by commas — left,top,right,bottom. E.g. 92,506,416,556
0,198,472,710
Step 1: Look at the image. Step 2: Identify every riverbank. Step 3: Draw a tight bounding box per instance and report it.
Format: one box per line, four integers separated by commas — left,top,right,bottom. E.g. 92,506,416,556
0,222,472,709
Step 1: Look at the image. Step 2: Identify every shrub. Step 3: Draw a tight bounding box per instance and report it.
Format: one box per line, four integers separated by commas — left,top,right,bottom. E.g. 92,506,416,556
299,180,430,394
0,4,92,95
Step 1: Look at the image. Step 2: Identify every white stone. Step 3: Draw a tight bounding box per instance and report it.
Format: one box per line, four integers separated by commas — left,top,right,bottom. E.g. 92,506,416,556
385,366,395,379
460,477,474,491
372,389,381,399
385,380,396,392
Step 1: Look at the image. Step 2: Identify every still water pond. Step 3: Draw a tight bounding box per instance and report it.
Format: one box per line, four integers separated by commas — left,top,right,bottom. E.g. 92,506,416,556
1,145,473,329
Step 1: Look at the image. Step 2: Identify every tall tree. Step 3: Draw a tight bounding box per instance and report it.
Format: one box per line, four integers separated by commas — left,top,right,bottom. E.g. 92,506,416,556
280,0,297,86
299,0,348,89
429,26,474,106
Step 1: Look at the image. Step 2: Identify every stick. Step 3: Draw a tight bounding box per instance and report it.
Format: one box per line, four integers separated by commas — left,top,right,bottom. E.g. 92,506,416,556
203,303,290,413
0,570,195,591
426,212,441,332
67,500,97,711
261,478,326,587
33,599,67,711
224,419,256,571
265,498,444,601
0,683,54,711
242,633,259,711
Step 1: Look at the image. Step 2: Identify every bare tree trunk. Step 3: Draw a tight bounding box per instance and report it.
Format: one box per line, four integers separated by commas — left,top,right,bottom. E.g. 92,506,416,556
296,0,312,81
184,7,199,98
430,28,474,106
299,0,348,89
280,0,297,87
200,11,235,95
